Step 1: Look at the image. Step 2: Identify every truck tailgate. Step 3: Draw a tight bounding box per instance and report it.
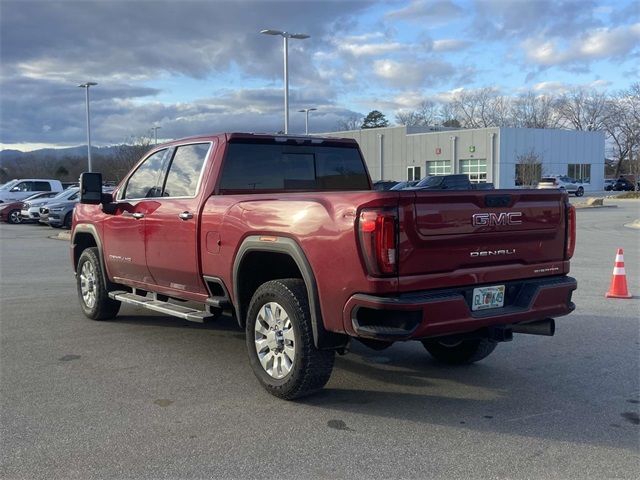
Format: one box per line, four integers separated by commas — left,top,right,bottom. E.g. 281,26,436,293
398,189,567,277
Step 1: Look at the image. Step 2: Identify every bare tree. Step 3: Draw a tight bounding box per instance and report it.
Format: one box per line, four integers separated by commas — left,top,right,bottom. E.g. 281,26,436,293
556,89,610,131
395,100,440,126
449,87,501,128
510,92,562,129
109,135,153,181
336,114,363,131
514,149,544,186
438,102,461,127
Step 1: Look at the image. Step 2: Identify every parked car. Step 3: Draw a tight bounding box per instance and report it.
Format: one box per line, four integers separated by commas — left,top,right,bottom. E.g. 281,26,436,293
47,195,80,229
409,174,494,190
537,176,584,196
0,192,57,224
389,180,419,190
23,188,79,222
0,200,26,223
611,177,636,191
604,179,616,191
0,179,63,203
373,180,399,191
71,132,577,400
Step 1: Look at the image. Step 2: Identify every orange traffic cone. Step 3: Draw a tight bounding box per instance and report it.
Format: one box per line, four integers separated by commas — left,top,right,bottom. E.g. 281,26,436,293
606,248,632,299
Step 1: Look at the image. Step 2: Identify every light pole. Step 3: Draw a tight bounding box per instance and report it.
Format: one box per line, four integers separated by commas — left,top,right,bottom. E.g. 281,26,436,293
260,29,310,134
151,126,161,145
298,108,317,134
78,82,97,172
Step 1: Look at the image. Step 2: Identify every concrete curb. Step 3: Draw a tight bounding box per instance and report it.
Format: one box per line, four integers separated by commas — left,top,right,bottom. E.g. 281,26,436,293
624,219,640,230
49,231,71,241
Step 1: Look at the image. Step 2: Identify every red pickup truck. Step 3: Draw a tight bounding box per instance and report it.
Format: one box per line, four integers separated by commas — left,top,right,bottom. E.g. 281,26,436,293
72,133,577,399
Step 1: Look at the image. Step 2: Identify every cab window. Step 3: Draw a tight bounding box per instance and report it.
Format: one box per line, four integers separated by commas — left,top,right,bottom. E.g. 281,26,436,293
162,143,210,197
122,150,168,199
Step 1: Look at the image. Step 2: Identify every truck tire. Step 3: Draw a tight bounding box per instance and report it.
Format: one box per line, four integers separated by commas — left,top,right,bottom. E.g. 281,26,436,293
245,279,334,400
76,247,121,320
421,338,497,365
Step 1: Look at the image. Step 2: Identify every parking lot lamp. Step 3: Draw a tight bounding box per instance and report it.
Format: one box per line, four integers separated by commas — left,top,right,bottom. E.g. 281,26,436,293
298,108,317,134
260,29,310,134
78,82,97,172
151,126,161,145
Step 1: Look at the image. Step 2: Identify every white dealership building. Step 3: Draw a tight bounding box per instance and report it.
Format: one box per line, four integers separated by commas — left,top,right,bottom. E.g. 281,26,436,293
325,125,605,190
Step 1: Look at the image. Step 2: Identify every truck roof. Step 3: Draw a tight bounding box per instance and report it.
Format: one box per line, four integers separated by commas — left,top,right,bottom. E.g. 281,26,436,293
156,132,358,148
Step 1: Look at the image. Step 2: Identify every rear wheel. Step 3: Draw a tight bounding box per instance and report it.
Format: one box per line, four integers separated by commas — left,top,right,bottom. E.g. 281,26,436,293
575,187,584,197
245,279,334,399
7,209,21,224
422,338,497,365
76,247,121,320
64,212,72,229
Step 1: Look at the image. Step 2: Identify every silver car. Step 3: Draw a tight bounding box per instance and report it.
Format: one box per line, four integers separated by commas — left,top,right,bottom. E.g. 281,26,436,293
24,187,79,222
537,176,584,197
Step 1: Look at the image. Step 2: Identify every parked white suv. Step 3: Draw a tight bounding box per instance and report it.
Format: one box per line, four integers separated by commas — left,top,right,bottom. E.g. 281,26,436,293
0,179,64,203
537,176,584,197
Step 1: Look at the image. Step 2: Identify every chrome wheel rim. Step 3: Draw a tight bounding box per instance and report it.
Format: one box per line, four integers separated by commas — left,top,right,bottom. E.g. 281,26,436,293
9,211,21,223
254,302,295,379
80,261,97,309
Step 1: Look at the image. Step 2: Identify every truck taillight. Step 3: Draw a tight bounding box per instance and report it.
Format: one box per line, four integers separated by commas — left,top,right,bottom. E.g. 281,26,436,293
566,204,576,259
358,208,398,276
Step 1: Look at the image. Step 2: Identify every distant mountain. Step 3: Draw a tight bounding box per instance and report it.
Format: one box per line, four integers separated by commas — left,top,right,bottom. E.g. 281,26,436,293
0,145,121,166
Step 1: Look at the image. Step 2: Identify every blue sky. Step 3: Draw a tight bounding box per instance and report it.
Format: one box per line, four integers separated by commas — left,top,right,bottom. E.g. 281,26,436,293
1,0,638,150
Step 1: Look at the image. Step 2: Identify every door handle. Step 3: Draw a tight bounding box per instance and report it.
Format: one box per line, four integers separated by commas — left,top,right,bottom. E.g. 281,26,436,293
123,211,144,219
178,211,194,221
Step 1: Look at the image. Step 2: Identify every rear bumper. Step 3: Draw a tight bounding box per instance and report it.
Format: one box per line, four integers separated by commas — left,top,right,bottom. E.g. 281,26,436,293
343,276,577,341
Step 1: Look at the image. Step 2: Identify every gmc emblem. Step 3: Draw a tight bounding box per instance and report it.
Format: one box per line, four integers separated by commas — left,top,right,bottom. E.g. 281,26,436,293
472,212,523,227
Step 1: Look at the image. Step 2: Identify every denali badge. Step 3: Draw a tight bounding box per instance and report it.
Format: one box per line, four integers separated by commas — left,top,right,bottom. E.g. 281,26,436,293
471,249,516,257
472,212,523,227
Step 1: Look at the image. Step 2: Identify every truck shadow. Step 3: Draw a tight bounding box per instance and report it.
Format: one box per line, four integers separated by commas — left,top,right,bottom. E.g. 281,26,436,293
112,311,638,451
300,338,639,451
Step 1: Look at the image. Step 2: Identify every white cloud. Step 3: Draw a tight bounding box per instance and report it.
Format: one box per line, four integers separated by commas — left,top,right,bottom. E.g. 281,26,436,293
339,42,405,57
432,39,470,52
386,0,463,24
373,59,455,87
522,23,640,67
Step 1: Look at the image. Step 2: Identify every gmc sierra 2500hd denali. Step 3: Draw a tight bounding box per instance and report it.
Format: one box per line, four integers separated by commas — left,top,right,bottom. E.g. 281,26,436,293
72,133,577,399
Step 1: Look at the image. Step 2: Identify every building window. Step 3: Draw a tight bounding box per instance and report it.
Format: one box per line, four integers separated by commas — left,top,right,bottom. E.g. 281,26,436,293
407,166,421,181
568,164,591,183
426,160,451,176
460,159,487,183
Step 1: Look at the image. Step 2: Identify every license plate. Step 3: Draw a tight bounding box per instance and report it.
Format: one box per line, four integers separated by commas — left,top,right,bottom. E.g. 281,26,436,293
472,285,505,311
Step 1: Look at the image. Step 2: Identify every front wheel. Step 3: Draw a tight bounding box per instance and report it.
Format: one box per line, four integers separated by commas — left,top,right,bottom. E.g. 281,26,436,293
575,187,584,197
7,209,22,224
245,279,334,400
422,338,497,365
76,247,121,320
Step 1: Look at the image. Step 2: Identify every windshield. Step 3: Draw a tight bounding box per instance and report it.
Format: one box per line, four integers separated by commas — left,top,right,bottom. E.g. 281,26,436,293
25,192,55,201
52,188,78,200
415,176,444,188
0,180,19,191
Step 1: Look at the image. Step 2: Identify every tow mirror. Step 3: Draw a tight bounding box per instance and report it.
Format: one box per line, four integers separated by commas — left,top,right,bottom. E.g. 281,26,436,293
79,172,103,204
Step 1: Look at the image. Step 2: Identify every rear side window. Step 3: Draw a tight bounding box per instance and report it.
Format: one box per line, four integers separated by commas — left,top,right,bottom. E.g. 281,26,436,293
33,181,51,191
219,142,370,192
443,176,469,189
162,143,210,197
123,150,167,199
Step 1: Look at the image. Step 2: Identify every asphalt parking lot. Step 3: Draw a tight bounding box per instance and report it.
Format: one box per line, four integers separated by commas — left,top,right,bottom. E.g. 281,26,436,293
1,200,639,479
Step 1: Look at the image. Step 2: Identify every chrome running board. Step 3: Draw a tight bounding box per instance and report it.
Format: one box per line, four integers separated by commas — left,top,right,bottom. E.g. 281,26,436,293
108,290,213,323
